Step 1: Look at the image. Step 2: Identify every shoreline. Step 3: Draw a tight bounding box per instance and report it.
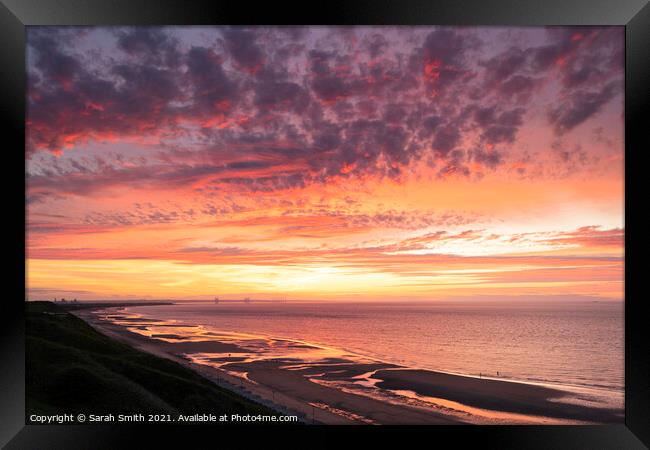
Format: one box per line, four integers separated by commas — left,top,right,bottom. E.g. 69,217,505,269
73,304,624,425
25,301,284,424
121,300,624,394
72,307,347,424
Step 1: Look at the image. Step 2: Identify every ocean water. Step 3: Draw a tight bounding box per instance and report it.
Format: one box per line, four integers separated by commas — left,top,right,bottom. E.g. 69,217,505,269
126,300,624,395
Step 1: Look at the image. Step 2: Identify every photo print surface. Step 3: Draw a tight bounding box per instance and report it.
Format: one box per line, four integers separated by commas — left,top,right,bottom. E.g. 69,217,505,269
26,26,624,425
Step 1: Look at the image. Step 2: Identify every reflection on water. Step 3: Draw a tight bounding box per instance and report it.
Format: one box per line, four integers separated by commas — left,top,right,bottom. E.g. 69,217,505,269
124,301,624,393
92,306,623,424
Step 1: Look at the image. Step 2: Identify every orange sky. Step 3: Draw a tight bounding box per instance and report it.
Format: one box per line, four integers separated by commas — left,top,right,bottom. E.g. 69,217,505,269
26,26,624,301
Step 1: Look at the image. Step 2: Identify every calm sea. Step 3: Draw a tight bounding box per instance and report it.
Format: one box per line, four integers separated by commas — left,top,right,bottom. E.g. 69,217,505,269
126,300,624,393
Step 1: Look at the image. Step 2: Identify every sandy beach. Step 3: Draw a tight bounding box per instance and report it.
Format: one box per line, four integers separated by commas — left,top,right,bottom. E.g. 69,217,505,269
72,306,624,425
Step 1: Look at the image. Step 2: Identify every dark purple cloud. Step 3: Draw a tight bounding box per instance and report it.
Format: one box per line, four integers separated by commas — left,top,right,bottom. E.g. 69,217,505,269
365,33,389,58
29,34,81,88
116,28,181,67
469,147,503,169
481,47,528,85
548,81,620,135
473,107,525,145
27,31,184,154
222,27,264,73
26,26,624,197
186,46,238,114
432,126,461,156
253,68,310,112
531,28,586,71
417,28,478,93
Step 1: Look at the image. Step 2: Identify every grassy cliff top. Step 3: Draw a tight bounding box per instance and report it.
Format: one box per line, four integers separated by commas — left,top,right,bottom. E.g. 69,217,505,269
26,301,280,419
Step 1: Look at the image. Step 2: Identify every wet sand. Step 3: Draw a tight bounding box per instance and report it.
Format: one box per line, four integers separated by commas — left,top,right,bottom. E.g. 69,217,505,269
72,307,623,425
372,369,623,423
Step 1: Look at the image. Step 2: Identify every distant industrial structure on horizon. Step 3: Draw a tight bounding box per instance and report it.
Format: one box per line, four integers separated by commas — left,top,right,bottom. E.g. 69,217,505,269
212,295,288,304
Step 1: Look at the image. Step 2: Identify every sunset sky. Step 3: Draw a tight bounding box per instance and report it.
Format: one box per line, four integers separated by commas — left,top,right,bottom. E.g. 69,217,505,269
26,26,624,301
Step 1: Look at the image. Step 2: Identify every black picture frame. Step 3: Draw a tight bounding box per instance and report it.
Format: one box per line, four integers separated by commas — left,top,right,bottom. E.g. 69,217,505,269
2,0,648,448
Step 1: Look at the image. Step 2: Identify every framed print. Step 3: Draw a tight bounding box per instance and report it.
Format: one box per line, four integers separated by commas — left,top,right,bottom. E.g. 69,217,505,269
1,0,648,448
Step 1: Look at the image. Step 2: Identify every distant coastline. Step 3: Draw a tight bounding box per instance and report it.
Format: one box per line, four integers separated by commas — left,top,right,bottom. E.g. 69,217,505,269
56,301,176,310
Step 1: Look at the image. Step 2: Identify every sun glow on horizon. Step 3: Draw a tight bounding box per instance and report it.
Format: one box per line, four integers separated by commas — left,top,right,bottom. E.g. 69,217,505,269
26,26,624,302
